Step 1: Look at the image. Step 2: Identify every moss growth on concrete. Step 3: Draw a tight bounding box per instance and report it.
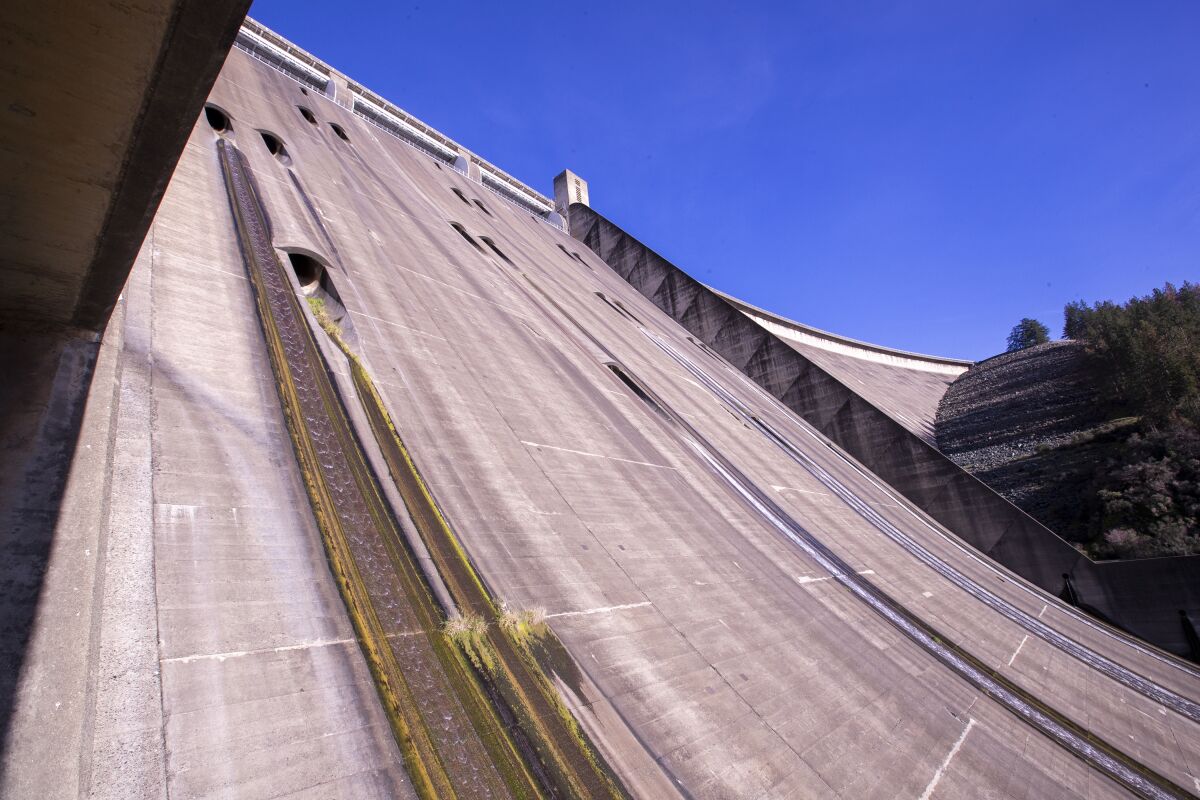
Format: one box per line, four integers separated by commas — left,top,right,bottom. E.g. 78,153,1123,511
305,295,341,340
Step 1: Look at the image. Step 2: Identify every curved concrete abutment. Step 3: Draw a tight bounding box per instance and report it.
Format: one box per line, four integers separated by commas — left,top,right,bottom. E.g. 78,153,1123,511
569,203,1200,663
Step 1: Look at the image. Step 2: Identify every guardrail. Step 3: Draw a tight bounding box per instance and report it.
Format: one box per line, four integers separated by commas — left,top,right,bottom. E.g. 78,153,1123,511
233,18,567,234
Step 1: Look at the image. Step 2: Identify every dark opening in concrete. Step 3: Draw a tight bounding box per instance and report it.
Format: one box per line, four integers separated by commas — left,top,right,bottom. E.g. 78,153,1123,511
613,298,643,324
288,252,323,293
452,188,471,206
300,86,309,95
259,131,291,164
473,198,492,217
595,292,643,325
688,336,723,363
284,250,358,345
298,106,317,124
557,243,592,270
450,222,483,252
204,104,231,133
608,364,669,420
330,123,349,141
480,236,512,264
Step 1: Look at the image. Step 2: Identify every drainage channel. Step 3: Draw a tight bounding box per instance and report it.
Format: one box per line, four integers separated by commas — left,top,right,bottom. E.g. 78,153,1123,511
218,139,538,800
346,357,631,800
645,330,1200,724
603,345,1193,800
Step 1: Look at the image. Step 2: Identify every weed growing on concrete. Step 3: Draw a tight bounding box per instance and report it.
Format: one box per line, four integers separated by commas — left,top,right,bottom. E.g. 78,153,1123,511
306,295,341,340
444,613,496,672
499,606,548,647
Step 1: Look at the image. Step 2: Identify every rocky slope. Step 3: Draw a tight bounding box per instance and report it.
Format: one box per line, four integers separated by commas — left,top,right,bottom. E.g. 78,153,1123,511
935,340,1121,544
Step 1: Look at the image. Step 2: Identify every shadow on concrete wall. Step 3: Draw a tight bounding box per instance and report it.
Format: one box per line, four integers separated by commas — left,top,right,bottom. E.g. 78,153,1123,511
0,333,101,749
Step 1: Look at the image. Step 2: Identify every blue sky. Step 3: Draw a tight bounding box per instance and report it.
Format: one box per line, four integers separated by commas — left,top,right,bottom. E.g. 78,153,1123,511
248,1,1200,360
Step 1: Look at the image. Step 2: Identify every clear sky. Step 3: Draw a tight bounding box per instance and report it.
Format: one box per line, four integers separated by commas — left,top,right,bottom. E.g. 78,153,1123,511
247,0,1199,360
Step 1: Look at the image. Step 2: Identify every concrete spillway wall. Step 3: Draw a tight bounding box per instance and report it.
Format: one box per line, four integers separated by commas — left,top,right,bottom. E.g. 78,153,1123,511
570,203,1200,660
713,289,972,377
713,289,970,445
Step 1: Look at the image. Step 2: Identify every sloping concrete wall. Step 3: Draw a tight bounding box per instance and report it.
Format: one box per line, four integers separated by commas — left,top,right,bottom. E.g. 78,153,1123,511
570,203,1200,659
7,24,1199,795
715,290,968,444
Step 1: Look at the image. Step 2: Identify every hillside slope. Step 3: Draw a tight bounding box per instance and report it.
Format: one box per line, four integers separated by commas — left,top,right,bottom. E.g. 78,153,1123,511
936,340,1139,550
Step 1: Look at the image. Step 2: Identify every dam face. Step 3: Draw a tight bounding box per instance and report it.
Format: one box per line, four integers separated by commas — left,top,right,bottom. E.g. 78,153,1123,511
3,16,1199,800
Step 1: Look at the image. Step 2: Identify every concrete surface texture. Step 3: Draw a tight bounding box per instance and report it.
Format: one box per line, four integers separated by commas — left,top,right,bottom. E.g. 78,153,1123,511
3,16,1200,800
713,289,971,445
571,203,1200,663
0,3,251,797
0,0,249,332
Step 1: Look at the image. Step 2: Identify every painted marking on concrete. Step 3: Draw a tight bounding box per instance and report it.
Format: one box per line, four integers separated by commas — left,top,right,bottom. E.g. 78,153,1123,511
162,637,357,664
1007,635,1029,666
771,485,828,496
546,601,651,619
773,484,898,508
922,591,933,598
524,508,562,517
393,264,534,320
920,718,977,800
795,569,874,585
156,503,199,523
1038,604,1048,619
194,262,249,280
348,310,448,340
520,440,676,470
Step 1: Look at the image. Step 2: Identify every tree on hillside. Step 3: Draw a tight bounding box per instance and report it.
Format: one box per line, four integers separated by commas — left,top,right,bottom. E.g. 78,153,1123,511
1007,318,1050,352
1064,282,1200,425
1063,300,1088,339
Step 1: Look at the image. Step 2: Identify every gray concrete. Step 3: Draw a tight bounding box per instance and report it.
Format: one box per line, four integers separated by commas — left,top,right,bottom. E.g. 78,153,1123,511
713,289,969,444
1,4,249,790
5,19,1200,799
1,77,411,798
1,0,249,331
572,203,1200,662
555,169,590,225
153,43,1198,796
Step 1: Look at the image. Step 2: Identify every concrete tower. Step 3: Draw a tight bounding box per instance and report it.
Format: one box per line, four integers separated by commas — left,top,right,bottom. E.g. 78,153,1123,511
554,168,589,221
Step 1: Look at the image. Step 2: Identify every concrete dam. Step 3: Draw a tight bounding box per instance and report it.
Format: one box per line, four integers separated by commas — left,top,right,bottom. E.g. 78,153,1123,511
1,10,1198,799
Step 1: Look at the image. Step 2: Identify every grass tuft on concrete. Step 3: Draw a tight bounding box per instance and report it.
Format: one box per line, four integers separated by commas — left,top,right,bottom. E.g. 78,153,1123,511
498,606,548,647
444,613,496,672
